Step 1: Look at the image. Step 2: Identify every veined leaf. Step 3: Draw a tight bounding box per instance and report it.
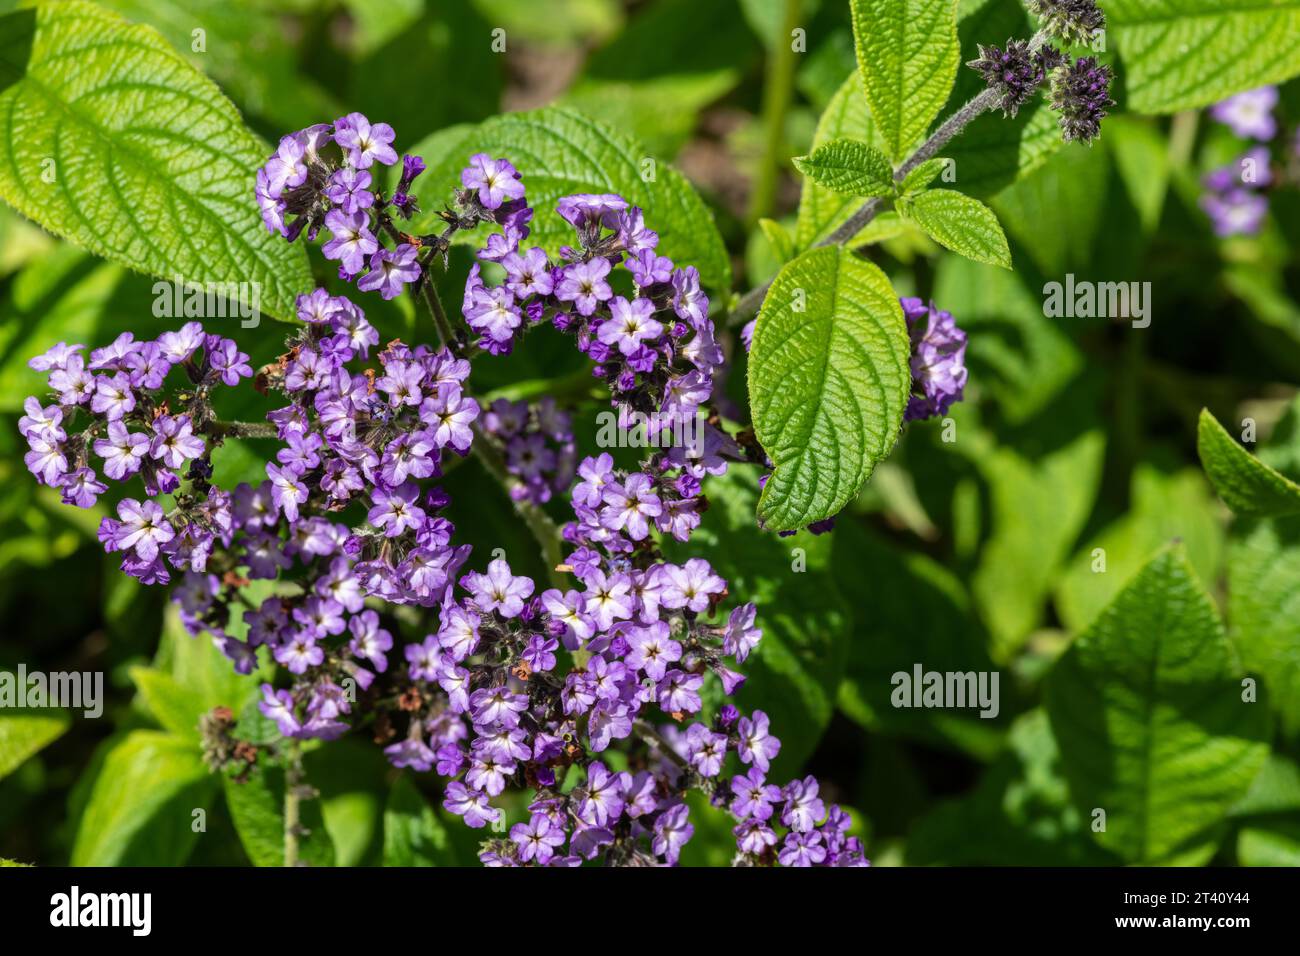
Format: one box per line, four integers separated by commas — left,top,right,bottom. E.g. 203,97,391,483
383,773,460,866
749,246,910,531
903,188,1011,267
794,73,889,249
0,3,310,320
850,0,960,162
1109,0,1300,114
71,730,215,866
1198,408,1300,518
1046,547,1269,864
404,107,730,291
792,138,895,197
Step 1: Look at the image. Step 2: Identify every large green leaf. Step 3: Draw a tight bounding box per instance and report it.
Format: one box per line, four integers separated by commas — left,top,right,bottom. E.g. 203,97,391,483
667,466,851,778
831,520,1005,758
0,2,310,320
748,246,910,531
850,0,960,162
1054,462,1224,633
963,402,1106,659
71,730,215,866
0,707,69,781
1109,0,1300,114
404,107,730,292
383,773,461,866
1046,548,1269,864
1198,408,1300,518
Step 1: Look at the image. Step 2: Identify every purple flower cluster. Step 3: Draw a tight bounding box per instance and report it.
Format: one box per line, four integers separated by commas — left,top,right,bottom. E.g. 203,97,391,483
20,327,252,583
901,297,968,422
257,114,427,299
1047,56,1114,145
1026,0,1105,47
21,112,863,865
481,397,575,506
1201,88,1286,238
967,40,1064,119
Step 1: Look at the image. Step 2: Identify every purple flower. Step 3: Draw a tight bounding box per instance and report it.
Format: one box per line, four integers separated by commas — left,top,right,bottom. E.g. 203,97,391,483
266,463,309,521
600,473,662,540
501,247,554,298
443,782,500,828
326,167,374,214
723,603,761,662
657,669,703,715
684,723,728,777
624,622,681,681
511,813,566,863
259,684,301,736
1210,86,1278,141
900,297,967,422
578,761,627,826
1048,56,1113,144
555,258,613,316
334,112,398,168
781,775,826,833
150,415,204,469
598,296,663,356
464,558,534,618
737,710,781,772
322,209,379,276
556,193,627,232
91,373,135,421
779,831,827,867
275,634,324,674
731,767,781,821
659,558,724,613
208,338,253,386
94,421,150,480
59,468,108,508
652,803,693,864
368,482,425,537
358,243,421,300
461,153,525,210
111,498,175,561
1201,188,1268,237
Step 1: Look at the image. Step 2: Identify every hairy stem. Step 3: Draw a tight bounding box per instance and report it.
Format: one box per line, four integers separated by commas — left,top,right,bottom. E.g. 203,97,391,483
748,0,802,225
206,420,280,440
728,85,1004,325
284,738,302,867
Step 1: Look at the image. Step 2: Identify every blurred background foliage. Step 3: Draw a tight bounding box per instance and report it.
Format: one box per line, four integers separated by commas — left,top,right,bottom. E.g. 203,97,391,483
2,0,1300,867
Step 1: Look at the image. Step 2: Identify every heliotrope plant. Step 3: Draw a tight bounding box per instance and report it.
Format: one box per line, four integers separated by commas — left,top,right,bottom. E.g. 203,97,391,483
16,0,1121,868
19,106,882,865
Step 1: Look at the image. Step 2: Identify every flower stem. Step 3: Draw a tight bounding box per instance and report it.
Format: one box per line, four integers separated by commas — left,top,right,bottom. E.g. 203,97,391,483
416,275,567,588
747,0,803,226
206,420,280,440
284,738,302,868
728,86,1002,325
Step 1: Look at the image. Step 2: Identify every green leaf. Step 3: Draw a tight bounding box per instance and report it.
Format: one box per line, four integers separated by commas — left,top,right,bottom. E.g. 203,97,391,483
1228,515,1300,737
907,711,1121,865
1198,408,1300,517
1109,0,1300,114
756,217,794,264
1238,823,1300,866
991,142,1109,275
666,466,851,777
71,730,215,866
223,761,335,867
0,708,70,782
793,73,890,249
1054,463,1224,633
0,3,310,320
960,398,1106,659
902,188,1011,268
748,246,911,531
831,520,1005,758
383,773,460,866
405,107,730,291
792,138,895,197
1045,548,1269,864
898,157,948,195
129,667,205,739
850,0,960,162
